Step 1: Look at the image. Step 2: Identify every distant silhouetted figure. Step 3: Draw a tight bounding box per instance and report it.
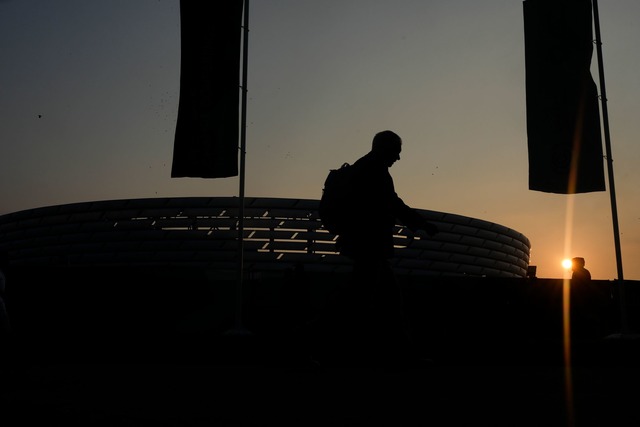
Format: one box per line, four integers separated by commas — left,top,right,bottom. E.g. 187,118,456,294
328,130,438,368
571,257,591,281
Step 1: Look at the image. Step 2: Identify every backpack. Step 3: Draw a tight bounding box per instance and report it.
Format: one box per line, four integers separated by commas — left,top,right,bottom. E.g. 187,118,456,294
319,162,354,235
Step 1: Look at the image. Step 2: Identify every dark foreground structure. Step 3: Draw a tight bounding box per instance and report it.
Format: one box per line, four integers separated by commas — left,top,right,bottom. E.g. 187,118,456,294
2,267,640,426
2,198,640,425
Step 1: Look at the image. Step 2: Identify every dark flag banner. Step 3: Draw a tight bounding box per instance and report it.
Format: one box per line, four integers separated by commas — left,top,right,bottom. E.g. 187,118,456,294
171,0,244,178
523,0,605,194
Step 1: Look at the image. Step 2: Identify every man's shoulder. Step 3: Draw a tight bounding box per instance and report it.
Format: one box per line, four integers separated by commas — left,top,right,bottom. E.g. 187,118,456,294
353,152,387,172
352,153,369,167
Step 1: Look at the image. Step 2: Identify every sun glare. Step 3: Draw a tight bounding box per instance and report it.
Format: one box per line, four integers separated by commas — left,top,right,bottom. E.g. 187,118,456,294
562,259,572,269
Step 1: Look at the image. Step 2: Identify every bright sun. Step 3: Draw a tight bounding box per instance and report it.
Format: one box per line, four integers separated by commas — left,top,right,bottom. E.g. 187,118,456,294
562,259,572,269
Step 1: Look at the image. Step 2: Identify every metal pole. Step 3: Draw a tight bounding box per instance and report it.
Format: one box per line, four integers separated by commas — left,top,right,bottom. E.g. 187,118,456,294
592,0,628,333
234,0,250,333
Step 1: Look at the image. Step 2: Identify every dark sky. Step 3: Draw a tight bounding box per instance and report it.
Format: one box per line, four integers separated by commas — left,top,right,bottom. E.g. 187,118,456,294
1,0,639,279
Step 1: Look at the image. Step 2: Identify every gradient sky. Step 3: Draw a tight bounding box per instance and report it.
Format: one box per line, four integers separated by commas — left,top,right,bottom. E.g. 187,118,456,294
1,0,639,280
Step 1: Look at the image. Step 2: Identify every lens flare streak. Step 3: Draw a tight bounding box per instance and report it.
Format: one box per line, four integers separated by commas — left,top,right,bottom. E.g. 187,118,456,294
563,194,576,426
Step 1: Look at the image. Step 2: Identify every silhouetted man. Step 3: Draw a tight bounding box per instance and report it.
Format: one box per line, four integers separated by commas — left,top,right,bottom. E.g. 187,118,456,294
571,257,591,281
334,130,438,368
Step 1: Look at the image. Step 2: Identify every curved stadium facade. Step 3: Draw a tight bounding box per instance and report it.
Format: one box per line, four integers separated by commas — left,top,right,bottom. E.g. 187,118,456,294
0,197,531,278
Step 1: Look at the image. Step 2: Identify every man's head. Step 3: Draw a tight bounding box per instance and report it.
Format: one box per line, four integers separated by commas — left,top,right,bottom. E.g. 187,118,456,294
571,257,586,270
372,130,402,167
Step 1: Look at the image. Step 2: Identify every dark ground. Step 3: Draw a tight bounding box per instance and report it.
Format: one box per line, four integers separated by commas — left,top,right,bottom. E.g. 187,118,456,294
3,271,640,426
2,333,640,427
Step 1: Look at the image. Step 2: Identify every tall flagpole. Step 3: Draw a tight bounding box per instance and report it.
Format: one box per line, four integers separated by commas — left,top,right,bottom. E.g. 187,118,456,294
592,0,629,334
232,0,249,334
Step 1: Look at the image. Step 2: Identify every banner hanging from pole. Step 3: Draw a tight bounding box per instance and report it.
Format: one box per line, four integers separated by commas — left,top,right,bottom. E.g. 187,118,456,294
171,0,244,178
523,0,605,194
